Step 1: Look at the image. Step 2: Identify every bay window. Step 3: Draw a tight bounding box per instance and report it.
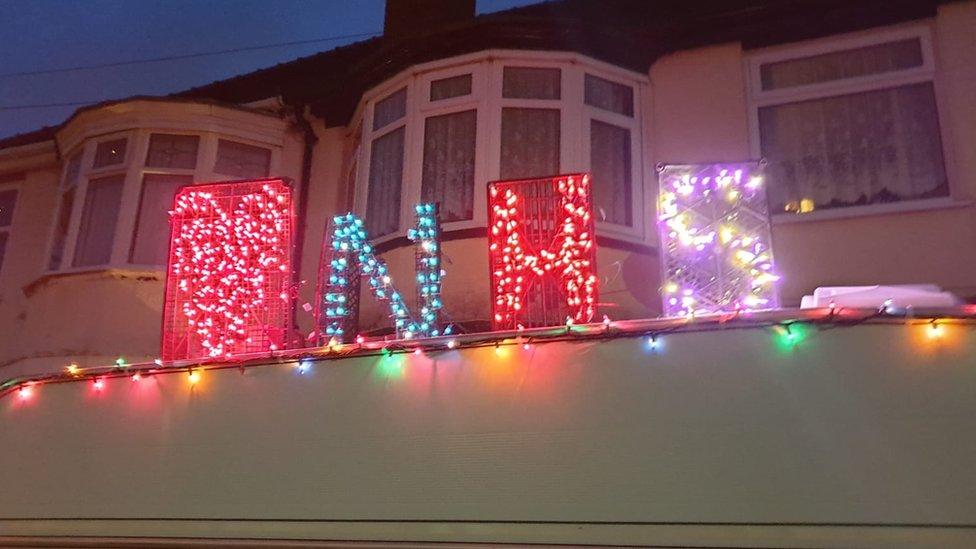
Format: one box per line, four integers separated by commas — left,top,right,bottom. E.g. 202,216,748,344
48,128,278,273
355,52,646,242
748,27,951,217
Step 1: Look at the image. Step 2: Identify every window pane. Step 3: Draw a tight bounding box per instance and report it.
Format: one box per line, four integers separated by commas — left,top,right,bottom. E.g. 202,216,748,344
48,188,74,270
366,127,405,237
373,88,407,130
422,110,476,222
63,153,82,189
130,174,192,265
585,74,634,117
500,108,560,179
590,120,632,225
761,38,923,91
0,189,17,227
0,232,7,273
430,74,472,101
146,134,199,169
502,67,561,99
759,82,947,214
92,138,127,168
73,175,124,267
214,139,271,178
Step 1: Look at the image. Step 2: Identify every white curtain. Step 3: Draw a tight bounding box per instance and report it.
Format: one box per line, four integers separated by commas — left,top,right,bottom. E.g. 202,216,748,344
130,174,193,265
500,108,560,180
73,175,124,267
366,127,405,237
422,110,476,221
759,82,947,212
590,119,632,225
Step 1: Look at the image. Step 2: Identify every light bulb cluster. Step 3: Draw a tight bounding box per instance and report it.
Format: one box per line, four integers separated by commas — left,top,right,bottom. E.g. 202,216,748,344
317,203,449,342
488,174,599,330
657,163,779,317
162,180,293,362
6,308,971,404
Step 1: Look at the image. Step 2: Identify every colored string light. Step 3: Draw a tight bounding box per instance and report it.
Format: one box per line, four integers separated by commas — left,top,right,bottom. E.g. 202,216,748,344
3,310,973,404
162,179,294,361
657,163,780,317
488,174,599,330
316,203,449,342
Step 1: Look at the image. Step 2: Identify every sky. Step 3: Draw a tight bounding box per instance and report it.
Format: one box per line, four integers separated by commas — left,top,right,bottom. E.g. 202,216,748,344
0,0,540,140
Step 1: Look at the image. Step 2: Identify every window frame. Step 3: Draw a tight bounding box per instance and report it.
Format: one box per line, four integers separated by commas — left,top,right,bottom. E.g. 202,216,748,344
0,179,21,277
352,51,647,245
746,24,962,223
46,128,281,274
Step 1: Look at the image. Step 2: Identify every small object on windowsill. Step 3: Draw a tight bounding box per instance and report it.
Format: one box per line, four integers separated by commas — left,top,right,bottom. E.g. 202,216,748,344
800,284,962,310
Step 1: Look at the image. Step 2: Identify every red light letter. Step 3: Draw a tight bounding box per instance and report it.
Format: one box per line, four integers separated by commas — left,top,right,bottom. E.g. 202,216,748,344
488,173,599,330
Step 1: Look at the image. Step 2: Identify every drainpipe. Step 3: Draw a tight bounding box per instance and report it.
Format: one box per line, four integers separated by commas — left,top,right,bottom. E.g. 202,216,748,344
289,104,319,337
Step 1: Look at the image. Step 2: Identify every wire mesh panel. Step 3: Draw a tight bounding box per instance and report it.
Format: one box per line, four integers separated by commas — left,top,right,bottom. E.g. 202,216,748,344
657,162,780,317
162,179,294,362
488,173,599,330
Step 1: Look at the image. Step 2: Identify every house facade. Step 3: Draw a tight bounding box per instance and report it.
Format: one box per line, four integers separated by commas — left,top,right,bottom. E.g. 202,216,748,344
2,1,976,546
0,0,973,377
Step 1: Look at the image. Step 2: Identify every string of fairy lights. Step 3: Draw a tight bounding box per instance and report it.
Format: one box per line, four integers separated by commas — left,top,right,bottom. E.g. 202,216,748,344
3,305,971,402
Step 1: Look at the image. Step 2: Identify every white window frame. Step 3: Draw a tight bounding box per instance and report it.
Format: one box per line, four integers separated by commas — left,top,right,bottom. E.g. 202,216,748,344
746,24,963,223
0,178,21,276
352,50,648,245
46,130,282,274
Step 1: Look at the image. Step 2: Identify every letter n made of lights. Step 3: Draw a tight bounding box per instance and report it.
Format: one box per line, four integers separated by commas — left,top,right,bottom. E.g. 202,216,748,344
315,203,447,343
162,179,295,362
657,162,780,317
488,173,599,330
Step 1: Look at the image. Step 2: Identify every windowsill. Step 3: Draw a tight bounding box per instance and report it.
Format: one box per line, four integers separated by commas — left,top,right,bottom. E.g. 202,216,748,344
771,196,972,224
24,266,164,297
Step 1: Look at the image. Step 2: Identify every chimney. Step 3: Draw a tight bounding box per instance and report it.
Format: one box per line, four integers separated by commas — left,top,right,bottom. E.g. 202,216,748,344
384,0,476,39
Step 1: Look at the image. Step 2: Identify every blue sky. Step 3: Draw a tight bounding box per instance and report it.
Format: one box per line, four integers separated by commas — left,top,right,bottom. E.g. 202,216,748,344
0,0,540,139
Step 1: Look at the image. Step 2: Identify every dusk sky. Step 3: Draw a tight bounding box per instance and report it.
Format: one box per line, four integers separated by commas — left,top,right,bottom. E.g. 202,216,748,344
0,0,540,140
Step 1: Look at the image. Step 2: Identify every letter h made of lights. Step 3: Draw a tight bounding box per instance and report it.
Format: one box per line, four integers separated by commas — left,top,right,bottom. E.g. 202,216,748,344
315,204,447,343
488,174,599,330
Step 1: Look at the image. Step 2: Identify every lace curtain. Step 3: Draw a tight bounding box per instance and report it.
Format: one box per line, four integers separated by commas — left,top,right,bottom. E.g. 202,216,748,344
422,110,476,222
500,108,560,180
590,120,632,225
759,82,947,212
365,127,405,237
